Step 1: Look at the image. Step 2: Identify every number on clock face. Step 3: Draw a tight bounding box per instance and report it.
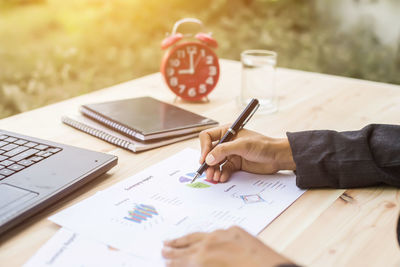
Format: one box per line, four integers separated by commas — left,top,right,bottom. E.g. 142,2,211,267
162,42,220,100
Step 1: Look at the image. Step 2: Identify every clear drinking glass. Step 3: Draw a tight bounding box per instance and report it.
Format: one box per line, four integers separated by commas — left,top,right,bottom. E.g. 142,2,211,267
239,50,278,114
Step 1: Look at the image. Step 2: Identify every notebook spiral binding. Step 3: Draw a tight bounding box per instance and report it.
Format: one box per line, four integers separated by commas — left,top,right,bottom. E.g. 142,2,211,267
80,107,142,139
61,116,135,152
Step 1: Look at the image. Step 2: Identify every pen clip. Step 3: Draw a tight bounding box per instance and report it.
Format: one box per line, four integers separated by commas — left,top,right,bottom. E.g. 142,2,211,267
239,103,260,130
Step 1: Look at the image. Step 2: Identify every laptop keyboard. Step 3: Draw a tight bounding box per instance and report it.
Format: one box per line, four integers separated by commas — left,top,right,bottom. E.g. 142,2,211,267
0,134,62,180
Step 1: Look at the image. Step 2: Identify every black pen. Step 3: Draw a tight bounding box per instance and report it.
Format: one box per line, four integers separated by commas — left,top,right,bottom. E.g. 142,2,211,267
191,98,260,183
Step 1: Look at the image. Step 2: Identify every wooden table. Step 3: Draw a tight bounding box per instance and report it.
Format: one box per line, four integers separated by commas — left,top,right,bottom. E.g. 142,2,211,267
0,59,399,266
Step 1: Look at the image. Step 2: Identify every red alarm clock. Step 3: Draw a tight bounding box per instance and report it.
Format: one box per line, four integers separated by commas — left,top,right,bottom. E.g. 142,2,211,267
161,18,220,102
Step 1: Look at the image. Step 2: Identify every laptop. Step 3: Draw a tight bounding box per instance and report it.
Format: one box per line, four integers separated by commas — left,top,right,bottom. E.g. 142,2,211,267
0,129,118,235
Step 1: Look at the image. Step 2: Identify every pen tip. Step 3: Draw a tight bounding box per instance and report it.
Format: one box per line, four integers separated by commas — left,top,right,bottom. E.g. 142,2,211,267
191,173,200,183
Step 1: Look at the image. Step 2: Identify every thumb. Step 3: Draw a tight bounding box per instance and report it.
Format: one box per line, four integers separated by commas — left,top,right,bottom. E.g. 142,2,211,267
205,140,244,166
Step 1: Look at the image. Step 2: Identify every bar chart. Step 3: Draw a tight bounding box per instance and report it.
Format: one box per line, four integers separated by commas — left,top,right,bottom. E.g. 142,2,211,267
124,204,158,224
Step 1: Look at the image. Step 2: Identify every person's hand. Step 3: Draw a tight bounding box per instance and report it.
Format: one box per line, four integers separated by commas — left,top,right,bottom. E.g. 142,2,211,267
162,226,294,267
198,125,296,183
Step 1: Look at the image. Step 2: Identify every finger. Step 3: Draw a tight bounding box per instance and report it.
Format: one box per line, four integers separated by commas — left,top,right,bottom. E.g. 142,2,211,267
206,167,215,180
213,167,222,182
164,232,206,248
198,125,230,164
220,158,240,183
165,258,190,267
162,245,198,259
205,139,247,166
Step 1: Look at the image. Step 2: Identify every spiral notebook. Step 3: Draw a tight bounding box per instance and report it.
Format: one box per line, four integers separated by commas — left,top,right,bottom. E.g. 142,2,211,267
80,97,218,142
62,114,199,152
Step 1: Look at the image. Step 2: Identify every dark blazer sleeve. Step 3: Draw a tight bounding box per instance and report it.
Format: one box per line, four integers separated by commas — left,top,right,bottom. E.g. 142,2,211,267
286,124,400,189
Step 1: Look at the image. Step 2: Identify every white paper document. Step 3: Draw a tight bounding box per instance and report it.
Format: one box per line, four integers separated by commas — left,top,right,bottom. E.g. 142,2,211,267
23,228,159,267
49,148,305,261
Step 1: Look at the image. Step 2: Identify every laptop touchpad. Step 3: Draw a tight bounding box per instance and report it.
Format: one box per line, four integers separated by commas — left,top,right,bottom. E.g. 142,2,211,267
0,184,38,219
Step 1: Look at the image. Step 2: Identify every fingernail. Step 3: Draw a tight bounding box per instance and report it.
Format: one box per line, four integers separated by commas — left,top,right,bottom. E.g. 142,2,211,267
162,247,171,252
206,154,215,164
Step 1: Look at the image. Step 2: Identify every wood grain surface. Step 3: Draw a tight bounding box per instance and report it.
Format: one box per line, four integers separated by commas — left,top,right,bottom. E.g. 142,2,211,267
0,59,399,266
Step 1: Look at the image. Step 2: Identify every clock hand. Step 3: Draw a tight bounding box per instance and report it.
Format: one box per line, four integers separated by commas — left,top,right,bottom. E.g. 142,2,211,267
188,51,195,74
178,69,193,74
194,53,203,72
178,51,195,74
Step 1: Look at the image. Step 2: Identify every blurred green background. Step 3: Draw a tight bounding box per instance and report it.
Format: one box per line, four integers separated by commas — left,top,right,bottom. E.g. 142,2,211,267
1,0,399,119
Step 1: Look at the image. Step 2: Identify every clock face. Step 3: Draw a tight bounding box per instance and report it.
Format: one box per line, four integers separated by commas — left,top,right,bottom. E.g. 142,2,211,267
161,42,220,101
